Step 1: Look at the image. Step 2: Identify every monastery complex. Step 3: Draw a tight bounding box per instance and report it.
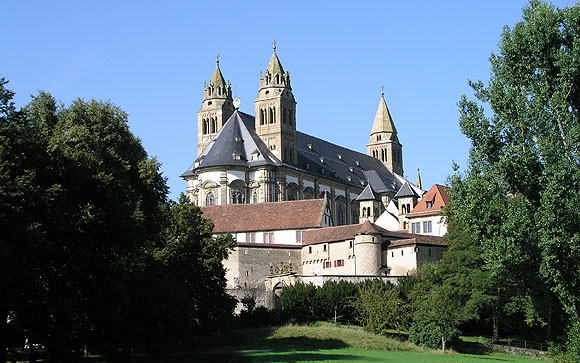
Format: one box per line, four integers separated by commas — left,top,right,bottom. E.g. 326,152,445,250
182,44,450,308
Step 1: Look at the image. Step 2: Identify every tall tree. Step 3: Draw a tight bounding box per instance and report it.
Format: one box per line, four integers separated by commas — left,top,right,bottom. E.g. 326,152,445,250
455,0,579,352
0,82,236,361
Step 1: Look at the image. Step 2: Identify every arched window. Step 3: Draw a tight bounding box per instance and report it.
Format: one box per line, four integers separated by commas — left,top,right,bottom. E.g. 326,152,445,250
304,187,315,200
252,191,258,203
206,192,215,206
231,190,244,204
202,119,207,134
337,206,345,226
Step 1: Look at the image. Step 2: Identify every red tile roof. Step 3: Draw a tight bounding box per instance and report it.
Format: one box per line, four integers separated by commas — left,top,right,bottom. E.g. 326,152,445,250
303,221,388,245
200,199,326,233
388,235,448,248
407,184,450,218
303,220,446,247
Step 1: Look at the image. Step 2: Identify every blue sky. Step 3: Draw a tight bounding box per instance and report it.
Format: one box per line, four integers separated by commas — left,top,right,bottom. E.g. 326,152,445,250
2,1,575,201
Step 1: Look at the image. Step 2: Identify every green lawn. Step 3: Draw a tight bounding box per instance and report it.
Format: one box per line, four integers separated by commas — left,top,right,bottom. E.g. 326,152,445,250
196,323,546,363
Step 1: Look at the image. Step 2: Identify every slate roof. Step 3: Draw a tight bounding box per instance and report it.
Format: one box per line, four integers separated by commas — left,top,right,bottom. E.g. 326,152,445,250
394,181,420,199
356,184,380,201
294,132,402,193
200,198,327,233
407,184,450,218
184,110,407,195
181,111,279,176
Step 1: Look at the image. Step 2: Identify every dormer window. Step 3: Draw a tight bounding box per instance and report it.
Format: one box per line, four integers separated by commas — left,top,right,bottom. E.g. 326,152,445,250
319,157,324,163
232,152,241,160
347,176,352,182
307,144,313,150
349,167,354,173
355,160,360,166
337,154,342,160
251,151,260,161
426,201,433,209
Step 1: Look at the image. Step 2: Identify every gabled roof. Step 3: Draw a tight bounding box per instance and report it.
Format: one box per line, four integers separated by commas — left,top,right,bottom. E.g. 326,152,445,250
200,198,327,233
388,235,447,248
303,220,445,247
394,181,420,199
303,221,389,245
407,184,450,218
356,184,380,201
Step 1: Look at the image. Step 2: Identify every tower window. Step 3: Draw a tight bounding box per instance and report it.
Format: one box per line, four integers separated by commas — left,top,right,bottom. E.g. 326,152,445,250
231,190,244,204
377,135,381,141
205,192,215,206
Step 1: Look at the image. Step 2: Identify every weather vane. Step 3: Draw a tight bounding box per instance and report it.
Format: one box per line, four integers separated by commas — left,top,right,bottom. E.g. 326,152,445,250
273,40,277,52
216,53,220,64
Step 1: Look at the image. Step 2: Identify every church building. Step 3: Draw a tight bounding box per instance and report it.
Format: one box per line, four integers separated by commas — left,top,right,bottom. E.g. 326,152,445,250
181,44,423,226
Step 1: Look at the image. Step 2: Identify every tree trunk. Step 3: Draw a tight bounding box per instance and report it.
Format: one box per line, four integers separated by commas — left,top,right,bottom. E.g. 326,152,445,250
492,311,499,343
441,326,446,353
547,306,552,340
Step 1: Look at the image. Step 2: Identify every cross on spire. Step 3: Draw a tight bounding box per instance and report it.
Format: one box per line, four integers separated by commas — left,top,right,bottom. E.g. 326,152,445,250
381,85,384,96
273,40,277,52
216,53,220,65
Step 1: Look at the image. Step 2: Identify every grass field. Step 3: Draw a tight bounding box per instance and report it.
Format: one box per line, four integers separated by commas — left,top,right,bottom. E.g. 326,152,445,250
197,323,547,363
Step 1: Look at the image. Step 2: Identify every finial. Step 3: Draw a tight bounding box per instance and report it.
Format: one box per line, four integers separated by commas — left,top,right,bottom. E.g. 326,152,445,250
380,85,384,97
216,53,220,65
273,40,277,52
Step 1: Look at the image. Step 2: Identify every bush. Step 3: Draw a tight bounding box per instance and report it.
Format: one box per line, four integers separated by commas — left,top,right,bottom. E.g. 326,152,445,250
279,283,316,322
313,281,358,322
408,321,460,350
350,280,411,334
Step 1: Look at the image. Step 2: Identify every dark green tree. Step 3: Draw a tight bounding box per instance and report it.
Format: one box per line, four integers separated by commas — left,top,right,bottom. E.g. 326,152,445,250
0,82,236,361
454,0,580,354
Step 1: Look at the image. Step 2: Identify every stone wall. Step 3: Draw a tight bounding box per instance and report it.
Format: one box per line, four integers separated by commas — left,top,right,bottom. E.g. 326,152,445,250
224,244,301,289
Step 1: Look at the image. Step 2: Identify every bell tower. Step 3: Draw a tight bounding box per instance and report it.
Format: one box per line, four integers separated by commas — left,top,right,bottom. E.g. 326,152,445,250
367,87,403,175
254,41,297,163
197,54,234,156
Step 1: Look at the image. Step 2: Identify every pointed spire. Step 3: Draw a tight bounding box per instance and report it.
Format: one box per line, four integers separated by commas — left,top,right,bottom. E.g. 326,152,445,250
371,87,397,135
416,168,422,189
210,53,226,87
266,41,285,76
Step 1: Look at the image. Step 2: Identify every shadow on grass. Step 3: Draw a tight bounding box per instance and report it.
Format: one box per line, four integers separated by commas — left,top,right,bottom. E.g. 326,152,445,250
196,336,365,363
455,340,493,355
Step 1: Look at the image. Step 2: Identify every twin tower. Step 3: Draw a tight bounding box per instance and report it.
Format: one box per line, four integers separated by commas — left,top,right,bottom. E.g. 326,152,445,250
196,44,403,176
